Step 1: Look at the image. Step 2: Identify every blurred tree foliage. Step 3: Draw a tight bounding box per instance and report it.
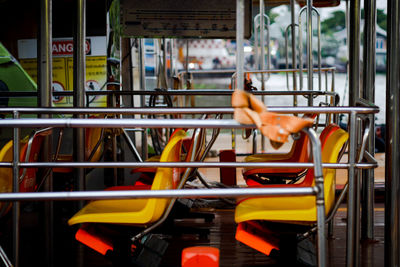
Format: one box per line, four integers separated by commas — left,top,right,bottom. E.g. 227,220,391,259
361,9,387,31
322,8,387,36
266,9,279,25
321,10,346,35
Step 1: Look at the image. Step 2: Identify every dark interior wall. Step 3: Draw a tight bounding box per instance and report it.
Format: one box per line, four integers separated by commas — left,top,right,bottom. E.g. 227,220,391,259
0,0,39,57
0,0,108,59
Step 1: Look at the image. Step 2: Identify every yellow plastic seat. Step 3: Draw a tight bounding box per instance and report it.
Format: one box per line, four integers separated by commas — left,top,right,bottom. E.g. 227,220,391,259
235,126,348,225
0,140,13,216
68,130,186,226
0,129,50,217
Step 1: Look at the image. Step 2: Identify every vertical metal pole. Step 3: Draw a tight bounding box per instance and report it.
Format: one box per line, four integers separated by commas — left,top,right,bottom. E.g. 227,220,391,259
73,0,86,193
12,111,20,267
349,0,361,106
38,0,53,266
346,111,360,266
361,0,376,241
259,0,265,151
325,71,329,109
267,17,270,79
236,0,245,90
305,128,326,267
39,0,52,109
285,26,290,89
139,38,148,160
306,0,313,102
121,38,133,107
185,40,189,79
162,38,168,88
347,1,361,263
169,39,174,86
385,0,400,266
332,70,338,123
260,0,265,91
290,0,297,106
299,11,303,91
317,13,321,92
112,135,118,185
235,0,245,152
254,16,259,70
252,130,257,154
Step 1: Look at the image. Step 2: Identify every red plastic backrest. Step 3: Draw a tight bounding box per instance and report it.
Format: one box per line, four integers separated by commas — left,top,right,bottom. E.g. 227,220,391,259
300,123,341,186
19,130,51,192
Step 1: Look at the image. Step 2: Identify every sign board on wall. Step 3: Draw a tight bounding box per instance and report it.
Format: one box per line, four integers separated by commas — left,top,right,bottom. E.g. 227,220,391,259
17,36,107,107
120,0,252,38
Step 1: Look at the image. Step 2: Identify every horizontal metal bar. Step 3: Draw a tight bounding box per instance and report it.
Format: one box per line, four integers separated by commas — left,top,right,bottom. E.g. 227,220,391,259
0,161,377,169
0,117,380,129
0,107,234,115
0,187,317,201
231,67,336,77
0,106,379,115
0,118,250,128
177,69,236,76
0,89,339,97
177,67,335,78
246,68,335,74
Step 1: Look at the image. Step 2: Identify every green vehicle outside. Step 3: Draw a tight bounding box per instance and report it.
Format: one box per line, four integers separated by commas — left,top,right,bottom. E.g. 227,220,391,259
0,42,37,108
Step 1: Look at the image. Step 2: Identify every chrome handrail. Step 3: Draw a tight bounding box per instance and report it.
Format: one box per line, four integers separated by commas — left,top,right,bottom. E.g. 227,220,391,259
0,105,378,115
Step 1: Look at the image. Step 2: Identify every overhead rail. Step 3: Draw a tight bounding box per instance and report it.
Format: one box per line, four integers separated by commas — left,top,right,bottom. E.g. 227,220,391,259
0,89,339,98
0,106,377,115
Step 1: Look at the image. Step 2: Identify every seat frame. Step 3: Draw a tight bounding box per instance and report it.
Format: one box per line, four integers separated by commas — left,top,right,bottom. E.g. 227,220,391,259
235,124,348,265
68,117,216,260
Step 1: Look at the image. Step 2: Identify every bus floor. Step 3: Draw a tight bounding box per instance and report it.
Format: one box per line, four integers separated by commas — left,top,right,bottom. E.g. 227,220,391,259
0,202,385,267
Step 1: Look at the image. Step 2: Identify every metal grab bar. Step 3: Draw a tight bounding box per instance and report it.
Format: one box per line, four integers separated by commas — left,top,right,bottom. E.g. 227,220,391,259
0,161,378,170
253,9,270,152
0,106,378,115
0,187,317,201
253,13,271,84
0,117,379,129
285,23,299,92
298,5,321,97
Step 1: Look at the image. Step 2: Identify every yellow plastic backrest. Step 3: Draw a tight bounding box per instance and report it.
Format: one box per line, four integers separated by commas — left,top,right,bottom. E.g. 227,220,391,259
142,129,185,222
148,130,184,198
319,128,349,213
0,140,16,217
0,140,13,194
151,129,186,190
0,136,29,194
